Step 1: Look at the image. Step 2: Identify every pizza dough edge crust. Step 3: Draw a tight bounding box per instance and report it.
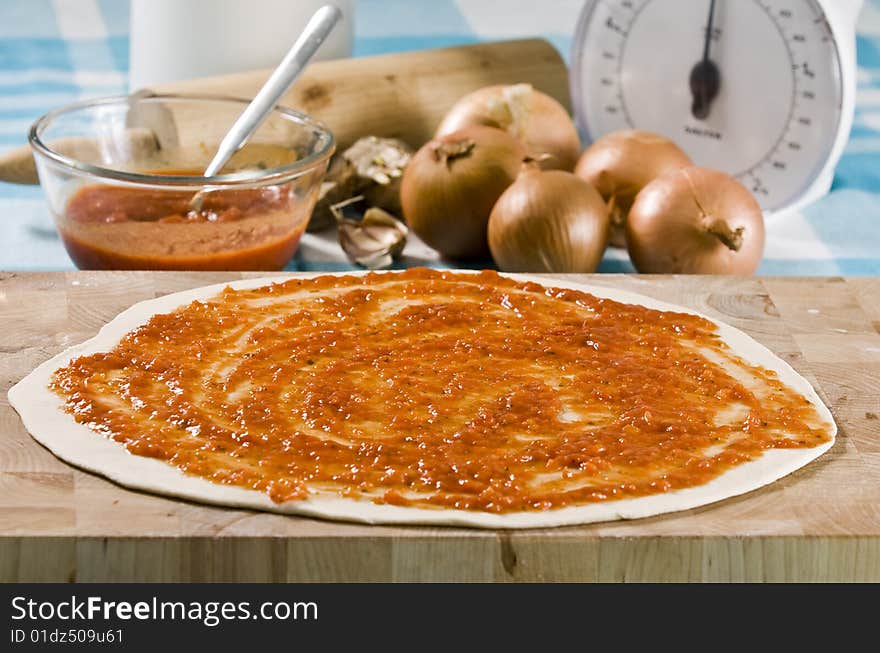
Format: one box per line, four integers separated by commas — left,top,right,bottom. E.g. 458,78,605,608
7,272,837,529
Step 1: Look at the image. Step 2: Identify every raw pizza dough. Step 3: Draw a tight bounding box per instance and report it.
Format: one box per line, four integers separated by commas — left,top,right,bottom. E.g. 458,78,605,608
7,272,836,529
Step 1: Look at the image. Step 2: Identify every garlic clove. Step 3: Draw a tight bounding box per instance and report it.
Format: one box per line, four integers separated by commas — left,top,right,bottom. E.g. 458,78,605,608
337,207,408,269
309,136,413,232
344,136,412,185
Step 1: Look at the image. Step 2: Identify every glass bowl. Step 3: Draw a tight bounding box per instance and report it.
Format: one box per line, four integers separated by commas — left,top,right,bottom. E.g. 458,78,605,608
29,94,335,270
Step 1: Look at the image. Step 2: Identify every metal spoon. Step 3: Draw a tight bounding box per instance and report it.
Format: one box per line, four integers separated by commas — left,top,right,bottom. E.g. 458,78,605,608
189,4,341,212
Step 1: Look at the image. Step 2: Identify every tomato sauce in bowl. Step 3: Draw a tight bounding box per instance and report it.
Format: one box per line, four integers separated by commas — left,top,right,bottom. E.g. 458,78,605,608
59,170,316,271
29,95,335,270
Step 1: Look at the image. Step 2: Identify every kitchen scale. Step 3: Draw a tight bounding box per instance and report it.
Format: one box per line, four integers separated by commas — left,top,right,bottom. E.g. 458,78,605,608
571,0,863,215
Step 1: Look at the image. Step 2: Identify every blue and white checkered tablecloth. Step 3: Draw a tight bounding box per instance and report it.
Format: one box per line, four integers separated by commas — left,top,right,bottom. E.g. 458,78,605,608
1,0,879,274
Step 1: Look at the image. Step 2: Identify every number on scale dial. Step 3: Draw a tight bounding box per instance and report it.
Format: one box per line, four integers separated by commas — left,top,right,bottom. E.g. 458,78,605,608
572,0,844,211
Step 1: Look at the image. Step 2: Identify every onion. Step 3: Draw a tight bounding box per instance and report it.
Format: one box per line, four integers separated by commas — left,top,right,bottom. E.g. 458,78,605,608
626,166,765,274
488,168,610,273
401,125,526,259
574,130,692,247
435,84,581,171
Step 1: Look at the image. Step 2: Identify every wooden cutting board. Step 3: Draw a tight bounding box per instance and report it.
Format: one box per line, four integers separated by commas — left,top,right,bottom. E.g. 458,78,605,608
1,272,878,582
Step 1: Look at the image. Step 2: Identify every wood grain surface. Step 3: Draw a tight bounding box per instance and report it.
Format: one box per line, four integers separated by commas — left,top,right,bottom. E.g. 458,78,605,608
1,272,878,582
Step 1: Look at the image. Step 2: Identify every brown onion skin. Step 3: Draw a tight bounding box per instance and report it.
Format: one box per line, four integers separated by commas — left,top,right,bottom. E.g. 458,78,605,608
435,84,581,171
626,166,765,274
574,130,692,247
488,169,610,273
401,125,526,259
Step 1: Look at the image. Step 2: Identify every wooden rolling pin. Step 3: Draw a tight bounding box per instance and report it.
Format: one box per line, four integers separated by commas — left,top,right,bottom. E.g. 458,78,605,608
0,39,570,184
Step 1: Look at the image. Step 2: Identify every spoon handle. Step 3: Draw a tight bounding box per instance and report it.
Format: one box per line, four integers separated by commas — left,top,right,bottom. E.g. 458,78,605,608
202,4,342,178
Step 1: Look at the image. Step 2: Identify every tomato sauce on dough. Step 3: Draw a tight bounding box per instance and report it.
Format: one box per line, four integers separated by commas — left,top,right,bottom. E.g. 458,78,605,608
50,269,833,512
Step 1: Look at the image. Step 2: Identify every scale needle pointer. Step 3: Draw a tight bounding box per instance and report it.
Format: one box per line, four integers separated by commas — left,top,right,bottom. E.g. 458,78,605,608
689,0,721,121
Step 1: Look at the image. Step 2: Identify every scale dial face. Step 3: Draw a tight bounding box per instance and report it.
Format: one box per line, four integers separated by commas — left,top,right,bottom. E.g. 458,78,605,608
572,0,844,211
